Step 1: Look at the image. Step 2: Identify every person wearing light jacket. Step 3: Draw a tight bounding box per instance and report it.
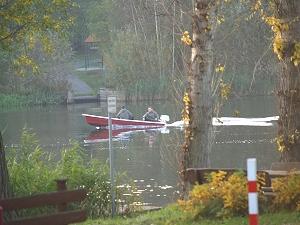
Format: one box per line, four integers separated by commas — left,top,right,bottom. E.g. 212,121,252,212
142,106,159,121
116,105,133,120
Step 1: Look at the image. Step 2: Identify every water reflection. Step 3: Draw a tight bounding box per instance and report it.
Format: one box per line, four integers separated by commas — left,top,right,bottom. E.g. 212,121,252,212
144,129,159,148
85,127,170,149
85,128,141,143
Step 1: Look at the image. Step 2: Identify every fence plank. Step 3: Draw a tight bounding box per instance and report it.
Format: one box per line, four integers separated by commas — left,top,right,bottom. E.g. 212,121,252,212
1,189,86,211
3,210,86,225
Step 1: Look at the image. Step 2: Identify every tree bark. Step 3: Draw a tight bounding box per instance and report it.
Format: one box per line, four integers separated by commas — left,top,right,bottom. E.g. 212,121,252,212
187,0,216,168
0,132,16,220
274,1,300,161
153,0,162,79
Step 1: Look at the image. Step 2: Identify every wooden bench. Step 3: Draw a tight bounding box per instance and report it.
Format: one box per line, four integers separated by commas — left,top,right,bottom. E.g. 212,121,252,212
271,162,300,171
186,168,272,188
262,162,300,195
0,179,87,225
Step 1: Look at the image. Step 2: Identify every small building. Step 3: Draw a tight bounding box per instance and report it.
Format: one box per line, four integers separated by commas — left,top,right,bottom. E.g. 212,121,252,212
83,34,102,69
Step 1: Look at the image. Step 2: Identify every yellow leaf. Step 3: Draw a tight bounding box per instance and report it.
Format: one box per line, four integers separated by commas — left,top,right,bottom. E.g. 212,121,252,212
294,60,299,67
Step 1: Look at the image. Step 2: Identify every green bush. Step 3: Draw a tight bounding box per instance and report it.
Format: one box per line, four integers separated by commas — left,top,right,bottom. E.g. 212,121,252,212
7,126,142,219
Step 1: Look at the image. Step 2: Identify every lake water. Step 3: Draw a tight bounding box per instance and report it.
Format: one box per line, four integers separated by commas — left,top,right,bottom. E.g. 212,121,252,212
0,96,280,207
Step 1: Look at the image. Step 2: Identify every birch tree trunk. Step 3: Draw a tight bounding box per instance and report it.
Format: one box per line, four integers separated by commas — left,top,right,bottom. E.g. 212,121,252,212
153,0,162,79
187,0,216,168
273,1,300,162
131,1,147,41
130,0,138,36
171,1,175,77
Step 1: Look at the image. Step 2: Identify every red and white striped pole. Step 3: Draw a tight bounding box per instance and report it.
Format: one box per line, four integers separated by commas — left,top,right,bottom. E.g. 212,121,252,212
247,158,258,225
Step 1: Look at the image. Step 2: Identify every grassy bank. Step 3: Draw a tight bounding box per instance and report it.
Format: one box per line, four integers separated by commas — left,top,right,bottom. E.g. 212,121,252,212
77,168,300,225
78,204,300,225
75,69,105,95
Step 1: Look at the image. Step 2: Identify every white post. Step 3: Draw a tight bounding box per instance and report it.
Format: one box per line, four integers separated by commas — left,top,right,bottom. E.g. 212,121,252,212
108,112,115,217
247,158,258,225
107,96,116,217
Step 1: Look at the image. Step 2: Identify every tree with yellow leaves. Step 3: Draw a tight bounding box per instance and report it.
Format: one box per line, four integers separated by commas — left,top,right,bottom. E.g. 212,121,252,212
256,0,300,161
182,0,217,168
0,0,76,221
272,1,300,161
0,0,76,72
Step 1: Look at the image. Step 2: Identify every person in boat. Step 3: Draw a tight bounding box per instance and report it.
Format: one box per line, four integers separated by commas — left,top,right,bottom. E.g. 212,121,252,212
142,106,159,121
116,105,134,120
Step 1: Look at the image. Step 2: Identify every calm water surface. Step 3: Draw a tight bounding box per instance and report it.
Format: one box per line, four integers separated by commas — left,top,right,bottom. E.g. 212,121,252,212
0,96,279,207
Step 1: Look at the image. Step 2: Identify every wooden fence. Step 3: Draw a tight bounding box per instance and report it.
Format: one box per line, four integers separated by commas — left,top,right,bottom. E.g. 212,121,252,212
0,179,87,225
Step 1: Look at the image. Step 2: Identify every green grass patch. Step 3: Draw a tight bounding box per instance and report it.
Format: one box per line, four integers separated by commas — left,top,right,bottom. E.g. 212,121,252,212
75,70,105,94
77,205,300,225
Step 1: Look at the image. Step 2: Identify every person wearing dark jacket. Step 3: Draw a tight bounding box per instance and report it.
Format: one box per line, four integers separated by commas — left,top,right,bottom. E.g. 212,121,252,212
116,105,134,120
142,106,159,121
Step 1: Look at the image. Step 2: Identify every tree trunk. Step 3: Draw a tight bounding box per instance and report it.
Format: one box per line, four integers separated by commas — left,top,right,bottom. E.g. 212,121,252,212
171,1,175,77
274,1,300,161
153,0,162,79
0,132,16,220
186,0,216,168
130,0,138,36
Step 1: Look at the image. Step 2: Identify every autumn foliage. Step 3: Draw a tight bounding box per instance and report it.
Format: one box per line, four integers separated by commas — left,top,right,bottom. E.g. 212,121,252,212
178,170,300,221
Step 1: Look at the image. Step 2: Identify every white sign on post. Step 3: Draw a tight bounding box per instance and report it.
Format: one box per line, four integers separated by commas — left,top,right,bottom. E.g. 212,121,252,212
107,95,116,217
107,96,116,113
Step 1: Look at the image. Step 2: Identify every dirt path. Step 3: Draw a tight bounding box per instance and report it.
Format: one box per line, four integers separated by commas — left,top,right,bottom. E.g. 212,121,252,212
68,75,94,95
69,59,101,95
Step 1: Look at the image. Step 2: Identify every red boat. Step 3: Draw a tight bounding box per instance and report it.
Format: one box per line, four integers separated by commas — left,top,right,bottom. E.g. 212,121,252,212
82,114,167,128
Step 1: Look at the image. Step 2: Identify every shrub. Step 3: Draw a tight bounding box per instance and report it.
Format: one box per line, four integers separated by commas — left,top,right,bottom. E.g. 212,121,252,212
7,126,142,219
178,170,269,220
272,170,300,212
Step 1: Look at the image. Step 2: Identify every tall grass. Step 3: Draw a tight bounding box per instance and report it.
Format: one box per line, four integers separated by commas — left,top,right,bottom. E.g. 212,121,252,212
26,89,67,105
0,94,27,106
7,126,142,219
0,90,67,106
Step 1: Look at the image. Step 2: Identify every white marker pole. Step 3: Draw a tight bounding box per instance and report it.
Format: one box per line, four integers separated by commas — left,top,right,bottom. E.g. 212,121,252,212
108,112,115,217
247,158,258,225
107,96,116,217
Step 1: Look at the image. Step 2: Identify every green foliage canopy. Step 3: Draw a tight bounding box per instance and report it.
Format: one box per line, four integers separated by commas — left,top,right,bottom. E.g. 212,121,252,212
107,27,171,101
0,0,77,72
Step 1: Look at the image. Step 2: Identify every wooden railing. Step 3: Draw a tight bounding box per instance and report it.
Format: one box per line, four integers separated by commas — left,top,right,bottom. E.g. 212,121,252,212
262,162,300,195
186,164,300,197
186,168,272,187
0,179,87,225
